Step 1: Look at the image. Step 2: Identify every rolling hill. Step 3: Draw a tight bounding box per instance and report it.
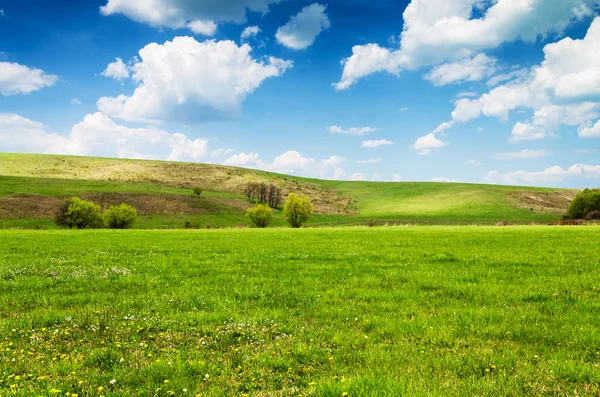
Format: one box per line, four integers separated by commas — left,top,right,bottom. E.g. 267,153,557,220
0,153,578,229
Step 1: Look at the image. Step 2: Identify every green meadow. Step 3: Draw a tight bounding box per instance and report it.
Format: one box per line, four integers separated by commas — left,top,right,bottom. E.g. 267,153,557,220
1,226,600,396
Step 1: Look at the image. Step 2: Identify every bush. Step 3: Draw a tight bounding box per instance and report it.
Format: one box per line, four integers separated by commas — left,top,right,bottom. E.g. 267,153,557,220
55,198,75,229
246,204,273,228
193,187,203,198
585,210,600,220
367,219,379,227
184,221,201,229
56,197,103,229
568,189,600,219
104,203,138,229
283,193,313,228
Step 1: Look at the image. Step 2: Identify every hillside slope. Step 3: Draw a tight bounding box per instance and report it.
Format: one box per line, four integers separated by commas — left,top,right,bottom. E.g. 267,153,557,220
0,153,577,228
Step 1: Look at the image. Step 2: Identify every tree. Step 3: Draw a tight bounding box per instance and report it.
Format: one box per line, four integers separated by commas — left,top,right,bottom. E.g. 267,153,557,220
568,189,600,219
246,204,273,228
104,203,138,229
193,187,203,198
57,197,103,229
244,182,282,207
283,193,313,228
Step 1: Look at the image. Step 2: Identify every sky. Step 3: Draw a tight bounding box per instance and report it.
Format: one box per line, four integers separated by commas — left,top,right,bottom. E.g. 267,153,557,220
1,0,600,188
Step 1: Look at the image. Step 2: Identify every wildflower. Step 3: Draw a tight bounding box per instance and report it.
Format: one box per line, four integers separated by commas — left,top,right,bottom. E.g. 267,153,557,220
97,386,104,392
50,389,61,394
110,379,117,385
342,393,349,397
164,379,169,383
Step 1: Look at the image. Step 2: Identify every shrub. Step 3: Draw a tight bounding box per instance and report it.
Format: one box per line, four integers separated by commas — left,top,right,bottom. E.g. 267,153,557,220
184,221,201,229
193,187,203,198
246,204,273,228
104,203,138,229
367,219,379,227
55,198,75,229
56,197,103,229
283,193,313,228
568,189,600,219
585,210,600,220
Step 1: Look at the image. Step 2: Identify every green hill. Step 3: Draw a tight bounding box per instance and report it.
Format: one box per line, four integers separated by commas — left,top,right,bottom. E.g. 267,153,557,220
0,153,577,229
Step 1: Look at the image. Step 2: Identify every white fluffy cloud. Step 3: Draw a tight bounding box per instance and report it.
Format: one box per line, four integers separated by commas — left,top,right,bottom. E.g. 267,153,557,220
579,120,600,138
493,149,552,160
426,53,497,86
100,0,283,34
361,139,394,148
275,3,330,50
101,58,130,81
97,37,292,123
241,26,261,40
484,164,600,186
0,112,225,162
429,17,600,144
0,62,58,96
224,152,261,166
411,132,448,155
0,113,69,153
223,150,347,178
328,125,376,136
335,0,597,89
334,44,402,91
350,173,366,181
357,158,381,164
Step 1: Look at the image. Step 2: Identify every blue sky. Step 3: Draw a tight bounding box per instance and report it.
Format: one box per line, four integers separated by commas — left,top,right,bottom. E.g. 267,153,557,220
1,0,600,187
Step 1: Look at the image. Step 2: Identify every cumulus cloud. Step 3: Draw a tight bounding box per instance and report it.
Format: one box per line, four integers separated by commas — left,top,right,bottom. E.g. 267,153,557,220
412,132,448,155
0,113,69,154
335,0,596,89
350,173,366,181
578,120,600,138
392,174,403,182
493,149,552,160
426,53,497,86
0,62,58,96
241,25,261,40
328,125,376,136
71,98,82,105
223,150,346,178
357,158,381,164
361,139,394,148
101,57,130,81
432,177,458,183
275,3,330,50
224,152,260,166
432,17,600,143
466,159,482,165
97,37,292,123
0,112,227,162
484,164,600,186
334,44,402,91
100,0,283,34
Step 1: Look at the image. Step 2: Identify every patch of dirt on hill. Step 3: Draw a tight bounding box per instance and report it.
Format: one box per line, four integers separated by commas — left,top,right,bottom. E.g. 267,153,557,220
0,193,255,219
507,190,579,215
0,195,61,219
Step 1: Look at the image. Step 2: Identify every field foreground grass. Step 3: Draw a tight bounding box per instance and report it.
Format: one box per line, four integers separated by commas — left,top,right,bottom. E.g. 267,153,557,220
1,227,600,396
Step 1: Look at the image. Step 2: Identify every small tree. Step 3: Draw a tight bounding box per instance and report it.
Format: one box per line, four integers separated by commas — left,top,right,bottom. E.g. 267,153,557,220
568,188,600,219
60,197,104,229
193,187,203,198
246,204,273,228
283,193,313,228
104,203,138,229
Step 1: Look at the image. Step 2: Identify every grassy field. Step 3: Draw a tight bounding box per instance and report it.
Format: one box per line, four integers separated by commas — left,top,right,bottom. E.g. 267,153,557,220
0,153,579,228
1,226,600,396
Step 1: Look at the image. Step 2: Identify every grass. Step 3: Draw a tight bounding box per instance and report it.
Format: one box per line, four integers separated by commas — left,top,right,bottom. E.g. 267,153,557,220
1,226,600,396
0,154,578,228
